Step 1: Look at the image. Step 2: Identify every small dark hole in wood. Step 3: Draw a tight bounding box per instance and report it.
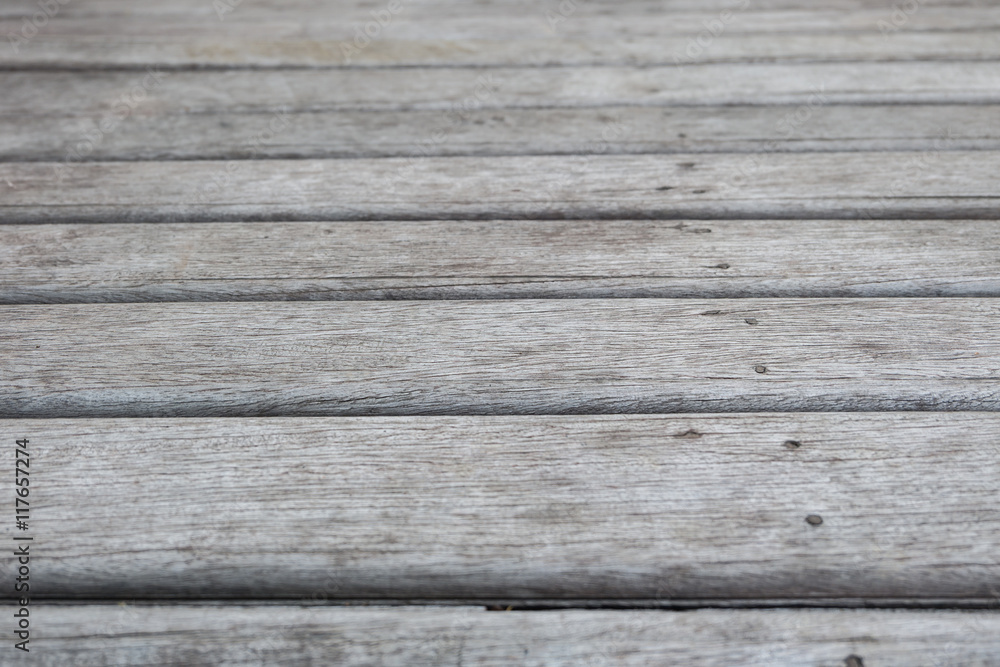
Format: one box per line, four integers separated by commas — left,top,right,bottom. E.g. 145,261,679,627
673,429,702,439
844,656,865,667
784,440,802,450
716,263,731,270
754,365,767,374
692,189,708,194
744,317,758,325
656,186,675,191
806,514,824,526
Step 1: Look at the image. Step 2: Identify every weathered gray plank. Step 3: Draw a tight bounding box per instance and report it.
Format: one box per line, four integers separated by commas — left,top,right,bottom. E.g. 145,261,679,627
4,0,987,13
2,300,1000,416
2,105,991,162
3,414,1000,598
7,29,1000,69
4,3,999,67
21,606,1000,666
3,220,1000,303
3,0,990,18
9,33,1000,70
2,153,997,223
4,1,992,27
4,65,998,119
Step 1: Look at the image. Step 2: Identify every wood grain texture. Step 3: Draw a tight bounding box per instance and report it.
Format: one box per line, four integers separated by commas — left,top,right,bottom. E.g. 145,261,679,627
2,105,992,162
3,0,998,642
21,606,1000,666
4,3,999,67
4,220,1000,303
3,0,987,15
2,414,1000,599
2,300,1000,416
4,65,999,119
8,32,1000,70
3,152,997,223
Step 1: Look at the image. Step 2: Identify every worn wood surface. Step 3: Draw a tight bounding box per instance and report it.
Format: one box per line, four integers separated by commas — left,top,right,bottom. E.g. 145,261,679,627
3,220,1000,303
4,2,999,68
3,0,998,657
2,104,992,162
16,606,1000,666
4,65,999,118
3,300,1000,416
2,414,999,599
3,153,998,223
9,32,1000,69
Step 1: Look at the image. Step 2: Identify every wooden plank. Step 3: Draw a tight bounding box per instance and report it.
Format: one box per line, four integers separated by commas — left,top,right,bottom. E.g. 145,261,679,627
3,220,1000,303
3,414,1000,598
2,300,1000,416
2,153,996,223
23,606,1000,666
3,105,994,162
7,27,1000,69
4,3,999,68
3,0,991,17
4,1,992,26
4,65,999,119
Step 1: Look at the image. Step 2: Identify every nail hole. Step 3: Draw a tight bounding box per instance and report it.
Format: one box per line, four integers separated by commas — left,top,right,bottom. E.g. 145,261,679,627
784,440,802,450
806,514,823,526
656,186,675,191
715,263,731,270
845,656,864,667
744,317,758,325
692,189,708,194
754,365,767,374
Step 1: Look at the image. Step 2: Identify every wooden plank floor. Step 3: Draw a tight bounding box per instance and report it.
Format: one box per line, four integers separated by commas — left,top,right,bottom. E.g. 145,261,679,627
3,0,999,664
